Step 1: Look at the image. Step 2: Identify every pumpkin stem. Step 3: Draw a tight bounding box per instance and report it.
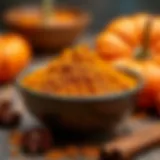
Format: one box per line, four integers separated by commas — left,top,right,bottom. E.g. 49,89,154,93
42,0,54,25
135,16,153,60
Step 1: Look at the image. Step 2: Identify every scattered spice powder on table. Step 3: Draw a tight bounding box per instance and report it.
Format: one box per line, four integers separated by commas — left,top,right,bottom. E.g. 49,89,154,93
10,130,99,159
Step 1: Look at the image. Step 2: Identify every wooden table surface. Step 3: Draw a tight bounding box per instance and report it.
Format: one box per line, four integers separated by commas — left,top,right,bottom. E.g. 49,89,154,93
0,35,160,159
0,81,158,160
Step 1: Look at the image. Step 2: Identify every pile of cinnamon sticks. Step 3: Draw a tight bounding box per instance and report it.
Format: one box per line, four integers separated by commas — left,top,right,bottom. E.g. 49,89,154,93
100,123,160,160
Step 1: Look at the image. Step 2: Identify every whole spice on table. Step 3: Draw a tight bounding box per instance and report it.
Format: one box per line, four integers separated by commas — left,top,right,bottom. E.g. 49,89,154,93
21,128,53,155
100,123,160,160
0,100,21,129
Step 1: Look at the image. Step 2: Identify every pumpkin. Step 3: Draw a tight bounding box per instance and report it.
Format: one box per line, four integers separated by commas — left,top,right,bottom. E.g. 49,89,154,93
96,13,160,60
0,33,31,82
96,14,160,109
114,59,160,108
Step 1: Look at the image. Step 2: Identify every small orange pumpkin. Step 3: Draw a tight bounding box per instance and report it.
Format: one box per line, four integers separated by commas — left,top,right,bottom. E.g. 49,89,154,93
96,14,160,109
0,33,31,82
96,13,160,60
114,58,160,108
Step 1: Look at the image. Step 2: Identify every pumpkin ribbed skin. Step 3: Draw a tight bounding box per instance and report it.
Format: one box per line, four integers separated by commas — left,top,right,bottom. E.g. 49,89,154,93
96,32,132,60
96,13,160,109
96,14,160,60
114,59,160,108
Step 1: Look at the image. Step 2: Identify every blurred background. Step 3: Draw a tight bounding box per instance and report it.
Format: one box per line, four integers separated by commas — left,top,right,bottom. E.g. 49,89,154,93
1,0,160,33
1,0,160,159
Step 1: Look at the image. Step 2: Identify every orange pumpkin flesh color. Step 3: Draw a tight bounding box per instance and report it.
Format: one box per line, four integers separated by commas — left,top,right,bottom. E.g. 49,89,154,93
96,32,132,60
114,59,160,108
0,34,31,82
97,13,160,109
97,13,160,60
107,17,139,47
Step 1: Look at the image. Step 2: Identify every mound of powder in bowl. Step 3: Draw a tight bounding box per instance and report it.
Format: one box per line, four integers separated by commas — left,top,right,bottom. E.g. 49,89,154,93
22,46,137,96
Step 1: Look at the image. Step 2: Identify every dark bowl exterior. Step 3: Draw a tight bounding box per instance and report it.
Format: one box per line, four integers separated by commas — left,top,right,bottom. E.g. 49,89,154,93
19,89,135,132
16,65,143,134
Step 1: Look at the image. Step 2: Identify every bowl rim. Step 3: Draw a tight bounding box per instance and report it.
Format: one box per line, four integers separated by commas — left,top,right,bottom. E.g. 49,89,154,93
3,5,92,30
15,61,144,102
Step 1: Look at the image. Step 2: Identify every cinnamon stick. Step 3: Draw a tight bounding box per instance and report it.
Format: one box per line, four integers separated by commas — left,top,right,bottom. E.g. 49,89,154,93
100,123,160,160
